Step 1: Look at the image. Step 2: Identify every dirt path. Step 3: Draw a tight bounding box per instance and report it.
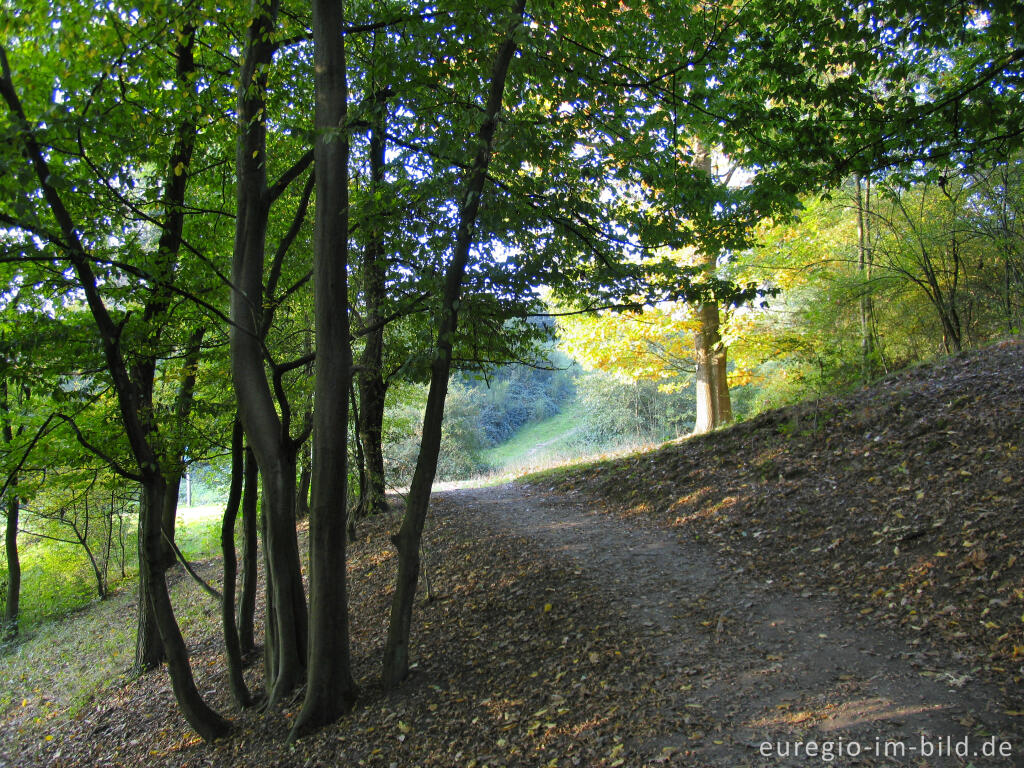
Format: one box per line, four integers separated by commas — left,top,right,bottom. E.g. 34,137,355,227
436,483,1024,767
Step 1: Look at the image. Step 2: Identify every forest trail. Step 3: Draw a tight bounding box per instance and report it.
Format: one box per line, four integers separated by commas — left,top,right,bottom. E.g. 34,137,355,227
435,482,1023,766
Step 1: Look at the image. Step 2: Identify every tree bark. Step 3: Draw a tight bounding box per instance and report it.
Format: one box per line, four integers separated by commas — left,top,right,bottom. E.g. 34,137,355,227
291,0,358,736
2,380,21,639
135,328,207,673
694,298,731,434
238,446,258,655
856,176,876,383
690,148,730,435
229,0,307,706
382,0,526,690
140,479,232,740
295,454,311,521
356,87,390,521
221,420,253,708
3,490,19,639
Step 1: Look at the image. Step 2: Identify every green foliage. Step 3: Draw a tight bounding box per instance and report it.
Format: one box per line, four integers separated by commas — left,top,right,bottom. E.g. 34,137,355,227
463,356,576,447
734,162,1024,409
570,371,694,449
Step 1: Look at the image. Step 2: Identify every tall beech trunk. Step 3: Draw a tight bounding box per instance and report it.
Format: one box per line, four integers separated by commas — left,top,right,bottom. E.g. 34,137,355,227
238,447,258,655
295,453,311,521
129,24,203,675
221,420,253,707
291,0,357,736
382,0,526,690
356,372,387,517
132,487,164,674
691,148,731,436
140,478,232,740
693,300,721,434
229,0,308,706
1,30,230,741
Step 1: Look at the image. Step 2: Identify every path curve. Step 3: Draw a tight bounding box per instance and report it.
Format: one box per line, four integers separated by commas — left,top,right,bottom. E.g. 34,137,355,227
435,483,1023,767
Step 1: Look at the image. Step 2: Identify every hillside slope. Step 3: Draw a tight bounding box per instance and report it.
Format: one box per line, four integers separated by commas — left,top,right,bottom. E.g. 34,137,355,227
540,339,1024,700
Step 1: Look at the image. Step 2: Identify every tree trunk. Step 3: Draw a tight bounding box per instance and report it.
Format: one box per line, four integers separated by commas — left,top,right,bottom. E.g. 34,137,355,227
357,335,388,519
259,458,307,704
382,0,526,689
221,420,253,708
133,487,165,674
229,0,307,707
295,456,311,521
3,493,20,639
291,0,358,735
856,176,876,384
693,300,723,435
690,148,730,435
135,329,204,672
2,381,21,640
140,479,232,740
238,447,258,655
356,85,389,521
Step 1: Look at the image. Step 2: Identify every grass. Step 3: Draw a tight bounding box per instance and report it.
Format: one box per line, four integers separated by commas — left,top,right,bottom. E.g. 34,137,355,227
468,402,671,488
480,401,585,470
175,503,226,560
0,503,225,732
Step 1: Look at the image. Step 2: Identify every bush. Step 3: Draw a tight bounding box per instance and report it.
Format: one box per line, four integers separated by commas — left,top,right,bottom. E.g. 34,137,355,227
570,372,694,449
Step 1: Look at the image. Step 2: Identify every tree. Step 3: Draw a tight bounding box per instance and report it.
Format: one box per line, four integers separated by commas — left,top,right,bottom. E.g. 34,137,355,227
382,0,528,688
229,0,314,707
0,18,232,741
290,0,359,735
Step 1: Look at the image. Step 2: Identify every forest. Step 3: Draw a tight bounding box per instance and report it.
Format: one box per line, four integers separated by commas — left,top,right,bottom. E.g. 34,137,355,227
0,0,1023,763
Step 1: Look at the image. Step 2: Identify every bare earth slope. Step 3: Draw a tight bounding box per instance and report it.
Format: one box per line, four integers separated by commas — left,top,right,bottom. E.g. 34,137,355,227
2,341,1023,767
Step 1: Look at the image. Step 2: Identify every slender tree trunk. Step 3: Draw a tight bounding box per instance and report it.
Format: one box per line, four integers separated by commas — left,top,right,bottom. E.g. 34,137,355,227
295,451,311,521
856,176,876,383
291,0,358,735
221,420,253,707
140,478,232,740
259,457,306,704
2,381,21,639
349,385,364,541
135,330,204,672
356,87,389,521
693,299,729,434
382,0,526,689
229,0,307,707
357,342,388,519
238,447,258,655
3,492,20,639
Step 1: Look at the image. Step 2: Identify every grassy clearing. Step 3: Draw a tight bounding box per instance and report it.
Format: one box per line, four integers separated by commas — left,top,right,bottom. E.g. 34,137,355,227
471,402,670,488
480,401,584,470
